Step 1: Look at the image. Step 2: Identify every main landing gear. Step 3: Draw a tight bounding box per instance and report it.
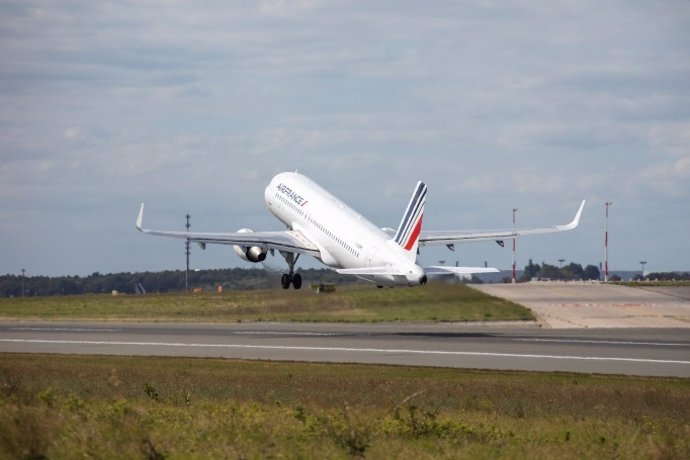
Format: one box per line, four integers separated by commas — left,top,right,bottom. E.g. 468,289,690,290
280,252,302,290
281,273,302,290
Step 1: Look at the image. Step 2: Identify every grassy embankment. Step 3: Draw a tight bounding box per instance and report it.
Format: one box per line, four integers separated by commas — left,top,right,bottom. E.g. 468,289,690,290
0,284,533,323
0,354,687,459
616,280,690,287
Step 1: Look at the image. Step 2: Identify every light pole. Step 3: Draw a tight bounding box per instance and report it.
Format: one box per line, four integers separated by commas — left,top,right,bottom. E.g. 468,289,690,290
604,202,612,282
185,214,191,293
512,208,518,284
639,261,647,279
20,268,25,298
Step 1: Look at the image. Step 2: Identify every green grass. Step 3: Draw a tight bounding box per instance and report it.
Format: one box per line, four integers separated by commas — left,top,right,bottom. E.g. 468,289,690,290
615,281,690,287
0,284,533,323
0,353,688,459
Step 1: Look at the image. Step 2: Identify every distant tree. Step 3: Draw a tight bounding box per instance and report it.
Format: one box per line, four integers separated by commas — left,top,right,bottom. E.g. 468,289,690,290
522,259,541,281
646,272,690,281
583,265,601,281
540,263,561,280
562,263,584,280
57,278,80,295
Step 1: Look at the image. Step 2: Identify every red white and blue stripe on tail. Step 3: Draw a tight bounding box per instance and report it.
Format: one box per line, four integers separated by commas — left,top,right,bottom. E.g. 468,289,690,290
393,181,427,254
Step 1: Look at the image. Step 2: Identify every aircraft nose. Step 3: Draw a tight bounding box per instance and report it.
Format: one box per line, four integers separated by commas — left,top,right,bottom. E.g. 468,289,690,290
264,178,276,205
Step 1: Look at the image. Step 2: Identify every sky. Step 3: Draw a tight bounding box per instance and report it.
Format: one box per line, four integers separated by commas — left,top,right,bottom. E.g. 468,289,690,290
1,0,689,277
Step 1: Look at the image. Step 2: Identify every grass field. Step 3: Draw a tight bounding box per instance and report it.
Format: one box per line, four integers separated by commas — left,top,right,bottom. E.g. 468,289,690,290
0,353,687,459
0,284,533,323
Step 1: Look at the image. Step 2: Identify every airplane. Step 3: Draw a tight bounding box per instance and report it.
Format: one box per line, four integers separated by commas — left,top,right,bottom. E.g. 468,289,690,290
136,171,585,289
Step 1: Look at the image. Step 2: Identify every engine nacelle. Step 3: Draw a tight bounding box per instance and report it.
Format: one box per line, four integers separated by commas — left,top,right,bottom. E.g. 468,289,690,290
232,228,268,263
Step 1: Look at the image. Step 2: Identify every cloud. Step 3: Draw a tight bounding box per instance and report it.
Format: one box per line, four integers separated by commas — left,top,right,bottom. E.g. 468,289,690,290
1,0,689,274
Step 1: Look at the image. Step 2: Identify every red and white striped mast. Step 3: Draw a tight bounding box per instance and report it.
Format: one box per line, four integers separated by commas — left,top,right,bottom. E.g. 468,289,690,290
512,208,517,283
604,202,612,282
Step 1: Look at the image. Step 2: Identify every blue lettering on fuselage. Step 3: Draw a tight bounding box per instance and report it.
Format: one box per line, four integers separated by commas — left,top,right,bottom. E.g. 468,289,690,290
276,183,308,206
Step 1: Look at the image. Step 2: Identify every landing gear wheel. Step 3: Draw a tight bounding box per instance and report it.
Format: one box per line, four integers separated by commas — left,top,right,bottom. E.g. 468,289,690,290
292,273,302,290
281,274,291,290
279,252,303,290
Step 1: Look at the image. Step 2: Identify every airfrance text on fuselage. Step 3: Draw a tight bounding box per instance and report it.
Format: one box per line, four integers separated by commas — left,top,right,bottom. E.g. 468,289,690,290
277,183,308,206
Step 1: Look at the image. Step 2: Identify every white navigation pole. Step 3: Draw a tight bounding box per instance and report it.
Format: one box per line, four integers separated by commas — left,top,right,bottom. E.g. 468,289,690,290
604,202,612,282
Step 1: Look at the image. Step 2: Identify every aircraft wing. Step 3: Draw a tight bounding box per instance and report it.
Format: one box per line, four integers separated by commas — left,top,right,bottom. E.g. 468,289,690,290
135,204,320,257
419,200,585,247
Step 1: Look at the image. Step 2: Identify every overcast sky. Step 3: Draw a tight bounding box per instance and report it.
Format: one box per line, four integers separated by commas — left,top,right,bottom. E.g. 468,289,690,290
1,0,689,277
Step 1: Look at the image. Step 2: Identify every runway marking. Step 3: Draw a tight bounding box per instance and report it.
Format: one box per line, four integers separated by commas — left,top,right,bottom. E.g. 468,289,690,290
231,331,338,337
5,328,335,337
2,339,689,365
514,338,688,347
8,327,121,333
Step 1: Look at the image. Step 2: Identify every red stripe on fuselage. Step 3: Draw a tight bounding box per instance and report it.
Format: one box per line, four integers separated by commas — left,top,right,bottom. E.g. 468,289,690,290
404,215,423,251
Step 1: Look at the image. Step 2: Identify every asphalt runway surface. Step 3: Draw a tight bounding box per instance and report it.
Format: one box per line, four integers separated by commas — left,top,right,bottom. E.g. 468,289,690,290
1,321,688,377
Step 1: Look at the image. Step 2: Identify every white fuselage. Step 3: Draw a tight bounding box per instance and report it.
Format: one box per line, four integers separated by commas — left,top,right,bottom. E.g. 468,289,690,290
264,172,425,286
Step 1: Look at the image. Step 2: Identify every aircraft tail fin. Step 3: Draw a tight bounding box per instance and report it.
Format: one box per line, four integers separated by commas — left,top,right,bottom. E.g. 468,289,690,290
393,181,427,261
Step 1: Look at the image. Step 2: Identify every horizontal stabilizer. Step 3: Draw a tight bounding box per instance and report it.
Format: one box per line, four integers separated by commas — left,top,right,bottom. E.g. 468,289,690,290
424,266,499,275
336,266,406,276
337,265,499,277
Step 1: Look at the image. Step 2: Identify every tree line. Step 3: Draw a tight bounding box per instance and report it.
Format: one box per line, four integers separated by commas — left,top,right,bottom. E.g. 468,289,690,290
0,268,362,297
3,264,688,297
521,259,601,281
519,259,689,282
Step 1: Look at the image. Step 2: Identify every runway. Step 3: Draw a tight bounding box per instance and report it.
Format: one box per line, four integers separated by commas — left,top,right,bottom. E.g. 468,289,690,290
1,321,689,377
474,283,690,328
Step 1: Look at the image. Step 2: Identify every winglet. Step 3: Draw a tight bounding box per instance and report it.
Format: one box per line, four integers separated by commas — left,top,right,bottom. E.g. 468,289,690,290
556,200,585,231
136,203,145,231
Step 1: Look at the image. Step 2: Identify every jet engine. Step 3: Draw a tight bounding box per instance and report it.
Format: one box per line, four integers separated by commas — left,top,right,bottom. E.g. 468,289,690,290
232,228,267,263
